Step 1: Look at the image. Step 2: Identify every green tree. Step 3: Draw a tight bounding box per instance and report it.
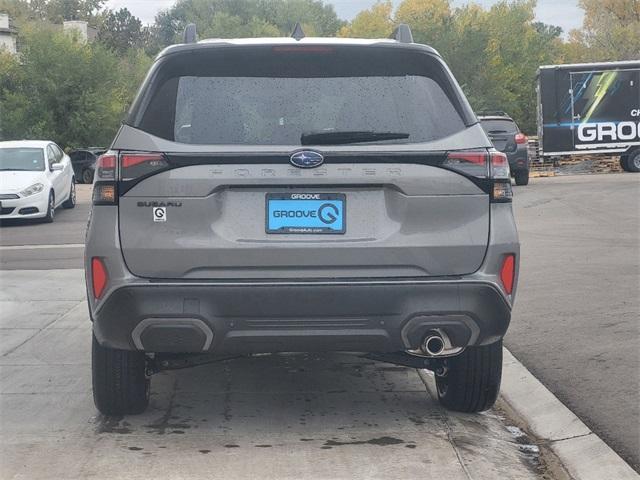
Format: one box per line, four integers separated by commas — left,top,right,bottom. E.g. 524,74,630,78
98,8,145,54
147,0,343,53
338,1,393,38
338,0,561,132
0,0,49,22
567,0,640,61
45,0,104,22
0,22,149,147
395,0,453,53
464,1,562,133
0,0,104,24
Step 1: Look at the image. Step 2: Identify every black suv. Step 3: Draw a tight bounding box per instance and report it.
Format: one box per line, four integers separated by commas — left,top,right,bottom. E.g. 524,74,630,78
478,113,530,185
69,148,106,184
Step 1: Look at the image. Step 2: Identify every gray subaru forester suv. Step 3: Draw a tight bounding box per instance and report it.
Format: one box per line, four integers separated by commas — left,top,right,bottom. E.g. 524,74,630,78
86,24,519,416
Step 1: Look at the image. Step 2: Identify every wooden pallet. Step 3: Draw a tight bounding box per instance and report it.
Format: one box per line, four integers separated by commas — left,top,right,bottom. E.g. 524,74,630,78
526,137,623,174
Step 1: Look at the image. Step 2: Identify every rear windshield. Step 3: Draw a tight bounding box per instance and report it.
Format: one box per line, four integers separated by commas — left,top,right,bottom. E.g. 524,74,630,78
132,46,470,146
0,148,45,171
480,119,518,134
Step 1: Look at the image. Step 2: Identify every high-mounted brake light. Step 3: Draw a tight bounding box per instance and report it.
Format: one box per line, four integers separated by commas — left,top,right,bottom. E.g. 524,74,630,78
500,254,516,295
272,46,334,53
91,257,108,299
515,133,528,144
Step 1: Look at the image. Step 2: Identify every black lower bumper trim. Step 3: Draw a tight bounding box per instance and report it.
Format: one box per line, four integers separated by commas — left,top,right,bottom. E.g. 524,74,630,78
92,281,511,354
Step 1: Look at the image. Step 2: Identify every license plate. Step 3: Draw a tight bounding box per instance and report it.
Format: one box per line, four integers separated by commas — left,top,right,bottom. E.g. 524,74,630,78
266,193,346,234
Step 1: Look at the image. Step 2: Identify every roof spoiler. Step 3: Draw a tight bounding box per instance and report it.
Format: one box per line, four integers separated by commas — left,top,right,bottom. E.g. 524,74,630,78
183,23,197,44
391,24,413,43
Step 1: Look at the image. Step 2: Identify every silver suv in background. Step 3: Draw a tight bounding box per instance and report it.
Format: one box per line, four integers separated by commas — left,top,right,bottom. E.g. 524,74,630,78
86,24,519,416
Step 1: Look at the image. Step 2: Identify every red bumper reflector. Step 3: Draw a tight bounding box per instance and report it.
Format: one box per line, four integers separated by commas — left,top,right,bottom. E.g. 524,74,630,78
92,257,108,299
500,254,516,295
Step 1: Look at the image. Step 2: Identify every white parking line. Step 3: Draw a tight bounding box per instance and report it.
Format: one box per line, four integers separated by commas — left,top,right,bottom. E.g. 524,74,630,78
0,244,84,250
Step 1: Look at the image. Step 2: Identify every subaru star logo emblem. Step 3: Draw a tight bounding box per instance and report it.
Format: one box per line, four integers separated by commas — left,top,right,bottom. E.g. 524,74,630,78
290,150,324,168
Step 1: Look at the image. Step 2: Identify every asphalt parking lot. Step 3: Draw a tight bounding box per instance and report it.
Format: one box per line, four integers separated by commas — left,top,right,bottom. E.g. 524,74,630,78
508,173,640,471
0,184,89,269
0,174,638,478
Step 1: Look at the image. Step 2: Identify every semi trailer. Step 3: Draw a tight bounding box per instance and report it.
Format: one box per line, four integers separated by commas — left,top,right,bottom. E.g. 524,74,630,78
537,60,640,172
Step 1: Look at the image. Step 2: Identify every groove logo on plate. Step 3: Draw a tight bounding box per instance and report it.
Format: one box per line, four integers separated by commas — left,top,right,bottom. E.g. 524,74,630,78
266,193,345,234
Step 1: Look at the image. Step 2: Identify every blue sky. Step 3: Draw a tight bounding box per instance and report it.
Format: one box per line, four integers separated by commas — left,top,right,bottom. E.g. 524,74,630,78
107,0,584,34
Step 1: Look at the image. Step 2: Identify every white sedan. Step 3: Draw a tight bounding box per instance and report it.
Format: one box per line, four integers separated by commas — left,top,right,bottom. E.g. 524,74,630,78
0,140,76,222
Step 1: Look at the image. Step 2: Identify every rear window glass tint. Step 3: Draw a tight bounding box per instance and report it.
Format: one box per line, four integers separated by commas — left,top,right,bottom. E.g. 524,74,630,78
171,75,464,145
134,46,468,146
480,119,518,134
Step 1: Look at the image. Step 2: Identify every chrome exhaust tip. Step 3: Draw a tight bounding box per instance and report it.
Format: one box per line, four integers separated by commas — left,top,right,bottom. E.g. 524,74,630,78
407,329,464,358
422,334,445,356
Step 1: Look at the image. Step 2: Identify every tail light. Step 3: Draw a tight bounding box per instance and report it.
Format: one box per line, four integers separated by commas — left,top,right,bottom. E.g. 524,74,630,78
92,152,168,205
500,254,516,295
515,133,528,144
95,154,116,180
91,257,108,299
443,151,490,178
92,153,117,205
443,149,512,202
121,153,168,181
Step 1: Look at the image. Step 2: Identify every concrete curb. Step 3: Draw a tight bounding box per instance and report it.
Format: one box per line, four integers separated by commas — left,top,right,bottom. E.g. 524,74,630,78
499,348,638,480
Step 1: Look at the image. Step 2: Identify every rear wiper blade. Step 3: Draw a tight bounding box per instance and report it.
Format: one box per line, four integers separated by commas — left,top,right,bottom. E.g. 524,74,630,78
300,130,410,145
487,130,509,134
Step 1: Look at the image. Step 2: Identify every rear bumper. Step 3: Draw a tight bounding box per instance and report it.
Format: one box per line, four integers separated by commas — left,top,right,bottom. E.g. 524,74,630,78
92,280,511,354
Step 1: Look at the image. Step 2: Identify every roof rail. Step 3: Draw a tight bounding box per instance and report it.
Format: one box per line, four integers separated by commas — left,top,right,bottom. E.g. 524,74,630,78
291,22,305,41
183,23,197,44
391,24,413,43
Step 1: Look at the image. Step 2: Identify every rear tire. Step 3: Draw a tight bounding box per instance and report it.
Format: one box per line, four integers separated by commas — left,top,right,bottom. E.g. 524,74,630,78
623,151,640,172
620,155,629,172
62,180,76,209
82,168,94,184
514,169,529,186
435,340,502,413
92,334,150,415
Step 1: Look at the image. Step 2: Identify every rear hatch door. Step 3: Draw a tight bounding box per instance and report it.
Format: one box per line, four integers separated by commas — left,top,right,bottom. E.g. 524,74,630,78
115,43,493,280
480,118,518,153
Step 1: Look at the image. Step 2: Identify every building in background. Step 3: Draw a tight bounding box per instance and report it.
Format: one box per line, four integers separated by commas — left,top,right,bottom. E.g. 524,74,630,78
63,20,97,43
0,13,17,54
